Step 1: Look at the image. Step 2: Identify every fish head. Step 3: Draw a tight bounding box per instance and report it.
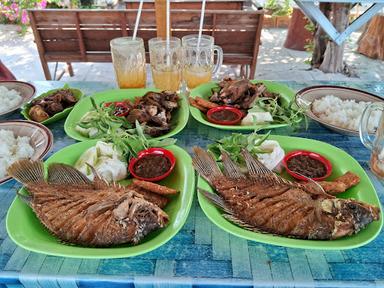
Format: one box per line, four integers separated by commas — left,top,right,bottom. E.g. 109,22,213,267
113,195,169,244
331,199,381,239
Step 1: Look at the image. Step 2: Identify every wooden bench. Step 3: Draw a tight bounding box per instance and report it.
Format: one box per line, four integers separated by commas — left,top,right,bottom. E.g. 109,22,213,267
28,9,264,80
125,0,246,10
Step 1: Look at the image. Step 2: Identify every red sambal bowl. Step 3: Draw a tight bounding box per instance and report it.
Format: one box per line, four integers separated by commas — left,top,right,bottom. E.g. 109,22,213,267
206,106,243,125
129,147,176,182
282,150,332,181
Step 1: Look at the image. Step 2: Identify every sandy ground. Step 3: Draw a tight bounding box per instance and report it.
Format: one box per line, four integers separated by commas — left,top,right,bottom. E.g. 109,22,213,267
0,25,383,83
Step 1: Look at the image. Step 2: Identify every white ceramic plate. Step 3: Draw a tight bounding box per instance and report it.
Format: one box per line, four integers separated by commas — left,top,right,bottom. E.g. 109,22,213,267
295,85,384,136
0,120,53,185
0,81,36,118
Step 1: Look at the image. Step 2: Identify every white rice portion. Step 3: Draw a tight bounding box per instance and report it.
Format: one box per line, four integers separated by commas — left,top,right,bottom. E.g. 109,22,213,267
312,95,381,133
0,130,34,178
0,86,23,114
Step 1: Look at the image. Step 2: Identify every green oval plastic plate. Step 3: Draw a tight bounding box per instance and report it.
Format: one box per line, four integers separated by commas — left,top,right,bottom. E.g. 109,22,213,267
64,88,189,141
21,85,83,125
198,135,383,249
6,140,195,258
190,80,302,130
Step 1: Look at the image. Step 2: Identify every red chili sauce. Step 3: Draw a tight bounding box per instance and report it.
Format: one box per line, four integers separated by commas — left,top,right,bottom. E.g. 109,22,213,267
287,155,327,179
210,109,239,122
133,154,171,179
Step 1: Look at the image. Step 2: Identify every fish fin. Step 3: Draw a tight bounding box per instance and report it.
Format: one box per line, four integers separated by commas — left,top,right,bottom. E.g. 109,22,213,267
222,213,256,230
299,173,333,198
16,190,32,205
48,163,93,186
7,160,45,184
221,152,246,179
241,149,295,186
192,147,223,184
241,150,334,198
222,214,279,235
85,163,109,189
198,188,232,213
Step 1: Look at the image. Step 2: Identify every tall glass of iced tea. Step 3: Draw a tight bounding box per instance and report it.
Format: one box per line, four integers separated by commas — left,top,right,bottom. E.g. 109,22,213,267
182,34,223,89
149,37,182,92
360,103,384,179
110,37,146,88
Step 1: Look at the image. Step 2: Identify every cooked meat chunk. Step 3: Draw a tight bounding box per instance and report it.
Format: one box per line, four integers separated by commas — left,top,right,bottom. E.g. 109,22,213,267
209,78,275,110
29,88,78,122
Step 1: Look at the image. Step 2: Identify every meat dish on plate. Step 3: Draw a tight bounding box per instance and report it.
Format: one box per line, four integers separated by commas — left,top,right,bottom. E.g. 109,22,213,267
193,147,380,240
7,159,178,247
76,91,179,138
28,88,79,122
6,127,182,247
189,78,304,127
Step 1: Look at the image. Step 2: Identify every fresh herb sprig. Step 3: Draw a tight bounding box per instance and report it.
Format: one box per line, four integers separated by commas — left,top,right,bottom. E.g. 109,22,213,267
104,121,176,159
249,97,305,129
208,130,270,165
76,97,132,138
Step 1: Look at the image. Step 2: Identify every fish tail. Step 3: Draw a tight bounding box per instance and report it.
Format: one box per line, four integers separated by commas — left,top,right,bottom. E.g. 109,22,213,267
192,147,223,184
7,159,45,185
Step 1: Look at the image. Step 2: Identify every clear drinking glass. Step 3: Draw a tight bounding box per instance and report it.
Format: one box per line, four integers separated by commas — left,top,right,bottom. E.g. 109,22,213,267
110,37,146,88
149,37,182,91
360,103,384,178
182,34,223,89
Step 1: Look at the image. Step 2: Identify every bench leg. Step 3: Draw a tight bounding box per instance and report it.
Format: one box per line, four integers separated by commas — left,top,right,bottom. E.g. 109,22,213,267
240,64,251,79
56,63,75,81
240,65,246,78
249,63,256,79
41,58,52,80
66,62,74,77
53,62,59,80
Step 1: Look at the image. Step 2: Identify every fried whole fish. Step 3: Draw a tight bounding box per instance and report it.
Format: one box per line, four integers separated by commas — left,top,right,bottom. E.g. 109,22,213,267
192,147,380,240
7,160,170,247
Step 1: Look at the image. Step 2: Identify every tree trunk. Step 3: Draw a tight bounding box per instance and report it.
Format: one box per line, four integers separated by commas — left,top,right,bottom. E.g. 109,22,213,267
284,8,313,51
357,14,384,60
311,2,332,68
357,20,370,44
319,3,351,73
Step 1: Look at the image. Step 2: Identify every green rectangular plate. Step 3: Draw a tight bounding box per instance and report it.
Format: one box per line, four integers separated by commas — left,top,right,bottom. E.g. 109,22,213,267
21,85,83,125
6,140,195,258
198,135,383,249
64,88,189,141
190,80,302,130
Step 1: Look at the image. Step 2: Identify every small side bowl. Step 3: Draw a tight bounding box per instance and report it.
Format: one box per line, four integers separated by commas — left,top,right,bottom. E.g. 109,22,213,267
282,150,332,181
0,81,36,118
129,148,176,182
0,120,53,185
206,106,243,125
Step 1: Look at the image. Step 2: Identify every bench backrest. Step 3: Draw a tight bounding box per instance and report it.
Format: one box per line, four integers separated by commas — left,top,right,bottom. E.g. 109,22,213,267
125,0,246,10
29,9,263,68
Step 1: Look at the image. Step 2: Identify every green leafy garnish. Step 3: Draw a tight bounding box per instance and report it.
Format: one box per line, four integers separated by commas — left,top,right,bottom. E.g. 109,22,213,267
103,121,176,159
208,130,270,165
77,97,132,139
249,97,305,129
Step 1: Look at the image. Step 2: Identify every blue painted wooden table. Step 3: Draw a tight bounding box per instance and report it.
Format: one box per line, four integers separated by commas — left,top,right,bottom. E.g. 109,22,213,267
1,80,384,288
